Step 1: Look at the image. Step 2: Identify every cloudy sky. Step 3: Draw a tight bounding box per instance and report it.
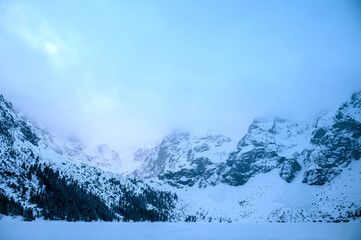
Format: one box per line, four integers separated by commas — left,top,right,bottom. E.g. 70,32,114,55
0,0,361,168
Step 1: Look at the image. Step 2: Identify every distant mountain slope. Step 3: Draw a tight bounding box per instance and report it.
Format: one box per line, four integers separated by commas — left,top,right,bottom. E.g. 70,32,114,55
23,117,123,174
142,91,361,223
161,158,361,223
134,91,361,191
0,94,177,222
132,132,235,179
1,91,360,223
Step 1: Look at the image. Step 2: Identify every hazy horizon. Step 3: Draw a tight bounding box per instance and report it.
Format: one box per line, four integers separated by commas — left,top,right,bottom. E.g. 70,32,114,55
1,0,361,169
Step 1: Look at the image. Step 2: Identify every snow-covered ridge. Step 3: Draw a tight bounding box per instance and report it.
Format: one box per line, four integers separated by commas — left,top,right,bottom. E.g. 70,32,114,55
0,94,177,222
0,91,360,223
134,91,361,190
22,117,123,174
132,131,235,178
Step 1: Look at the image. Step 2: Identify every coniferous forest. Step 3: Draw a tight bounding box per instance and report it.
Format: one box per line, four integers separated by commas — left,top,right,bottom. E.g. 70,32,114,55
0,159,177,222
0,192,35,221
28,164,116,221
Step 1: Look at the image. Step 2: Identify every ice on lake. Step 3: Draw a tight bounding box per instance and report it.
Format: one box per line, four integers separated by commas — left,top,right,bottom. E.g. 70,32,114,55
0,222,360,240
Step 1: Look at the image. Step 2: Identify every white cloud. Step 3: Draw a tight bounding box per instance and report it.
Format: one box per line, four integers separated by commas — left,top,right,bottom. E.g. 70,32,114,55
0,2,72,69
44,41,57,55
1,0,360,170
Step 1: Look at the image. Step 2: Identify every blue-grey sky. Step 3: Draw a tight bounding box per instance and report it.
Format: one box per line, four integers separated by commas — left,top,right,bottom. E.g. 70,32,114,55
0,0,361,166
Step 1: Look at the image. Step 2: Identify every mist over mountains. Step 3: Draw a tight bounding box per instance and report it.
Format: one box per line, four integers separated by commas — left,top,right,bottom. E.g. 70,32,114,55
0,91,360,222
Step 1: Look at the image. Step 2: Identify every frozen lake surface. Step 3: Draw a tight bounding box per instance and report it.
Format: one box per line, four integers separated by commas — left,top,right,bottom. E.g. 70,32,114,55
0,222,360,240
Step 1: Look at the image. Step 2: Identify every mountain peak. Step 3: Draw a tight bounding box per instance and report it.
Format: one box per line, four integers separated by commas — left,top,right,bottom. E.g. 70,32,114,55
132,132,235,178
350,90,361,104
0,94,14,112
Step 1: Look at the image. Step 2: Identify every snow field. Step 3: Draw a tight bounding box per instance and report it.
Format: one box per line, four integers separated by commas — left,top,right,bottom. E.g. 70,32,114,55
0,222,360,240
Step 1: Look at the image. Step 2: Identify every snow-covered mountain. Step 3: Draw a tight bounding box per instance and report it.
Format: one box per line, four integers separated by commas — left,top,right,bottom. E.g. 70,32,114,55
130,91,361,222
132,132,235,179
22,118,123,174
0,95,177,222
0,91,360,223
135,91,361,190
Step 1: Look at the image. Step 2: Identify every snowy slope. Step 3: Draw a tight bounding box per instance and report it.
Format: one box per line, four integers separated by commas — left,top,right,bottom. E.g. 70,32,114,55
1,91,360,223
133,91,361,222
0,94,177,221
23,118,123,174
157,158,361,223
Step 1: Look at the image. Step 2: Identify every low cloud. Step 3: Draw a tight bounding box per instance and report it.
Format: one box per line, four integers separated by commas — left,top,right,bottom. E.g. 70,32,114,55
0,0,360,170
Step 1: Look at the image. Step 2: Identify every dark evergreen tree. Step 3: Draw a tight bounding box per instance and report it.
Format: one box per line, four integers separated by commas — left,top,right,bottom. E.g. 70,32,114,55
23,207,35,221
29,164,116,221
0,192,24,217
112,185,177,222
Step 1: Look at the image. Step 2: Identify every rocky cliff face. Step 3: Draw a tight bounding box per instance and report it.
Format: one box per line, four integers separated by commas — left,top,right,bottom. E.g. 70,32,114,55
0,95,39,148
302,91,361,185
222,118,309,186
134,91,361,189
132,132,234,179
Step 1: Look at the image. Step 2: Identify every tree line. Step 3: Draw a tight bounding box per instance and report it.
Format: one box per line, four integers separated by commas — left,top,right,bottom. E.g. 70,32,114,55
1,162,178,222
